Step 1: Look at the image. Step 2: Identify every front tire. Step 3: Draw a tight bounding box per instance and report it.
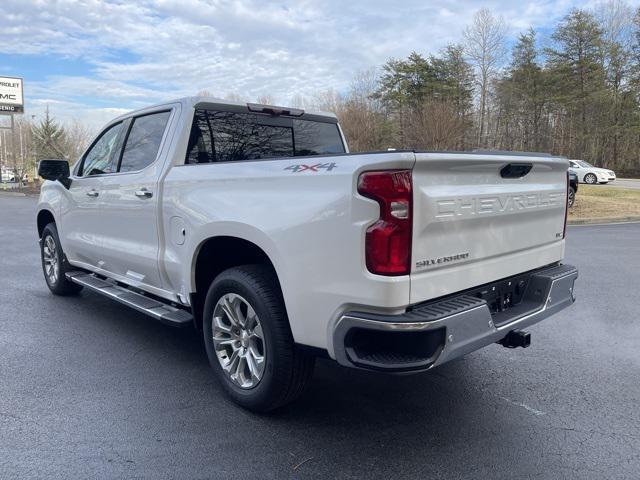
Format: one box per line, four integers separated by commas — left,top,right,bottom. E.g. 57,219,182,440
203,265,315,412
40,223,83,296
584,173,597,184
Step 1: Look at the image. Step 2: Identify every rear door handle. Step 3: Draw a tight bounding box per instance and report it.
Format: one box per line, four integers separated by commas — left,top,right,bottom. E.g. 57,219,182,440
86,189,99,197
135,188,153,199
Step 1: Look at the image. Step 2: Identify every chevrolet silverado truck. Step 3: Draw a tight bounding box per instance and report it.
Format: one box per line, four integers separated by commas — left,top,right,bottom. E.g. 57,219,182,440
36,97,578,411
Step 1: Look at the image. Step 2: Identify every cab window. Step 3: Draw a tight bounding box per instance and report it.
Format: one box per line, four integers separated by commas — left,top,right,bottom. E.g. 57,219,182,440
119,111,171,173
78,122,123,176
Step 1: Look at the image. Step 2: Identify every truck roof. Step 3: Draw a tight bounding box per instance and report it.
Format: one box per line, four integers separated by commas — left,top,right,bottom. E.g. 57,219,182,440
112,96,338,123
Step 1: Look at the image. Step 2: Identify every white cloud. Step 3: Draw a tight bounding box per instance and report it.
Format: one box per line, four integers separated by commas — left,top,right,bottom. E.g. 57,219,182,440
1,0,639,128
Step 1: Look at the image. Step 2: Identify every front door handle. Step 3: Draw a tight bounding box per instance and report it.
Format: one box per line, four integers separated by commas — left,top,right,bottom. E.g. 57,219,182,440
135,188,153,199
86,189,99,197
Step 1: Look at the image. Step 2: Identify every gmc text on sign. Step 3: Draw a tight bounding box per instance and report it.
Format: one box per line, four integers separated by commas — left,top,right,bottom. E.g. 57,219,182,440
0,77,24,113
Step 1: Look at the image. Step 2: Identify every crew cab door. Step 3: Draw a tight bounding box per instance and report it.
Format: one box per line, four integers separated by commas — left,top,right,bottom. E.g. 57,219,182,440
61,121,125,267
97,109,173,291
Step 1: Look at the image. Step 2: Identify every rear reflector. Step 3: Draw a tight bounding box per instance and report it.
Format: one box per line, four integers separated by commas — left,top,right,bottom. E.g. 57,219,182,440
358,170,412,276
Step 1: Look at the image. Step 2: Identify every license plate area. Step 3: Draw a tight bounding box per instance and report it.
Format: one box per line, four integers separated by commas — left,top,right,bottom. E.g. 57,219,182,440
469,272,532,316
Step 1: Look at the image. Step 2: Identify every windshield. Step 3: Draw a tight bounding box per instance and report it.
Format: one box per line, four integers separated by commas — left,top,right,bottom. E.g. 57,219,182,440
576,161,593,168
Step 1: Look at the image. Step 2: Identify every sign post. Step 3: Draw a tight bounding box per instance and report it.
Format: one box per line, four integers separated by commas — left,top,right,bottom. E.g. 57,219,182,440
0,77,24,186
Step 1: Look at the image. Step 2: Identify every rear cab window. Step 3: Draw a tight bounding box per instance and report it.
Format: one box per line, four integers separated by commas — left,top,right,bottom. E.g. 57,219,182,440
186,109,345,164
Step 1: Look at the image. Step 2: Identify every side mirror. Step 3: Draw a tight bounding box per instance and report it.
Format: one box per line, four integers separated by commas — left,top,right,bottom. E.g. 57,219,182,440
38,159,71,189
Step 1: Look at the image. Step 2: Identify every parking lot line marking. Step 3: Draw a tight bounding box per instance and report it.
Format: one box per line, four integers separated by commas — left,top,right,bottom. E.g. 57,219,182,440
499,396,547,416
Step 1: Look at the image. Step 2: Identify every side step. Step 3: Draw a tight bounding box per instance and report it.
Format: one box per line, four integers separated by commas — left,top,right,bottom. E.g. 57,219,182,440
66,271,193,328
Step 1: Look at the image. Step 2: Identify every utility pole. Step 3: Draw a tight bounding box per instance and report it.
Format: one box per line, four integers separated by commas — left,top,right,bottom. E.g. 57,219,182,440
0,76,25,185
0,114,16,184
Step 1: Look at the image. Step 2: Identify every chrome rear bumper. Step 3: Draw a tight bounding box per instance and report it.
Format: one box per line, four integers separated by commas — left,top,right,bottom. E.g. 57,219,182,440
333,264,578,372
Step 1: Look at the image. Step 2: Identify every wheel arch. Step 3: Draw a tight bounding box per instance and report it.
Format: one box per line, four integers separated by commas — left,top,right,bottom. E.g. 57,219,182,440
190,235,284,331
36,209,56,238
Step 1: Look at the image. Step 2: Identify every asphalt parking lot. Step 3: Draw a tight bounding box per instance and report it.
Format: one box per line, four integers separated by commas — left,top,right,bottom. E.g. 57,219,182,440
1,195,639,479
609,178,640,190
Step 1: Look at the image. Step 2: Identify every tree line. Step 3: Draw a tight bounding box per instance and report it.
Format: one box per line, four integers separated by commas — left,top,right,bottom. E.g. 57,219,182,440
4,3,639,181
0,107,92,184
308,3,640,175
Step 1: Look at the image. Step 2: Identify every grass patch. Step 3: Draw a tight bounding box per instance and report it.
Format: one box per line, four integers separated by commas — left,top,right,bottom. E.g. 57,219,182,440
569,185,640,222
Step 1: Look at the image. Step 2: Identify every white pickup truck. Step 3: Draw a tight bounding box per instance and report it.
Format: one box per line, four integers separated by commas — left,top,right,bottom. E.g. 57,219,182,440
36,96,578,411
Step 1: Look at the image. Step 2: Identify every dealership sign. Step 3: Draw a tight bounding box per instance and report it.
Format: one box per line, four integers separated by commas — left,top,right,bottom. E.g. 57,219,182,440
0,76,24,113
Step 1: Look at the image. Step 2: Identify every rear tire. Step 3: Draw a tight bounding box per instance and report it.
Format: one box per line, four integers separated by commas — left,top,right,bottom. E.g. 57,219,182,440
568,187,576,208
40,223,83,296
202,265,315,412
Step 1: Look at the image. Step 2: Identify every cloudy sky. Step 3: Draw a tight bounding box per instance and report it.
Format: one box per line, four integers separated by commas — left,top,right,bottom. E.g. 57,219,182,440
1,0,638,128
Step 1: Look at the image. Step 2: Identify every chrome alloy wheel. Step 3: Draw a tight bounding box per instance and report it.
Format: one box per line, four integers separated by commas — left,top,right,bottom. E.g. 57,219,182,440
212,293,266,389
42,235,59,285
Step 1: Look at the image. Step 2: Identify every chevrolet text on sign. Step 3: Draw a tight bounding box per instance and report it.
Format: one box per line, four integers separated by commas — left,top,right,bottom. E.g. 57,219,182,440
0,77,24,113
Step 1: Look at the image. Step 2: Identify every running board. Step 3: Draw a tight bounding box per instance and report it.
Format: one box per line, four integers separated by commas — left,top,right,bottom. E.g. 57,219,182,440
65,271,193,328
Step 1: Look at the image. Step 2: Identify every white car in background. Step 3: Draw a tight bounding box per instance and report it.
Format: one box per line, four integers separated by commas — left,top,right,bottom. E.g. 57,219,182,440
568,160,616,184
1,169,16,183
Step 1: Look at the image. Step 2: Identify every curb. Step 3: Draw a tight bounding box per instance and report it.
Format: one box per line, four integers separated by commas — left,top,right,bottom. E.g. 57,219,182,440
568,216,640,225
0,191,28,197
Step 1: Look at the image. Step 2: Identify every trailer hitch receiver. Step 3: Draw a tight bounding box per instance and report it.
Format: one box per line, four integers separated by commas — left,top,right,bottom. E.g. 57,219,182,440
499,330,531,349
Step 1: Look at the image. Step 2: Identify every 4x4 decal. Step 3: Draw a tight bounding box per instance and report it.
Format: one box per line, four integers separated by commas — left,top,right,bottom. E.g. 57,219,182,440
284,162,337,173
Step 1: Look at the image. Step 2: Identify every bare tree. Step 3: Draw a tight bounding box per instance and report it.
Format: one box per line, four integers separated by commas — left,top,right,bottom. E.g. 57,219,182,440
405,101,468,150
339,71,393,151
63,120,94,165
224,92,246,103
256,94,275,105
288,94,308,108
311,88,343,114
463,8,507,147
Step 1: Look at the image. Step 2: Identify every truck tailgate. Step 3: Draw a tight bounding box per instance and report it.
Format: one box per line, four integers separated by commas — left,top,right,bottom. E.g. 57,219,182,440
410,152,568,304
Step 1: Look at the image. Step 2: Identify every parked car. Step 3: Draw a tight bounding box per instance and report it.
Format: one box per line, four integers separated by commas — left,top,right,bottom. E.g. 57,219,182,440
1,169,16,183
36,97,578,411
569,160,616,184
568,170,578,208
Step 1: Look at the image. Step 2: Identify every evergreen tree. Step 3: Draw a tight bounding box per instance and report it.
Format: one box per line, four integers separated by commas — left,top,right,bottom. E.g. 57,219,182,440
545,9,606,158
32,107,67,161
431,44,475,118
376,52,439,109
498,29,547,150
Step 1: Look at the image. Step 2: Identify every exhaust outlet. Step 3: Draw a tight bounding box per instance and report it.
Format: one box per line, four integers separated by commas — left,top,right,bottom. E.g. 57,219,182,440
499,330,531,349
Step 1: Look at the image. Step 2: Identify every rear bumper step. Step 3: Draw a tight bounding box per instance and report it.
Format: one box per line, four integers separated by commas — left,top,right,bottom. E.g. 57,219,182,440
65,271,193,327
333,264,578,372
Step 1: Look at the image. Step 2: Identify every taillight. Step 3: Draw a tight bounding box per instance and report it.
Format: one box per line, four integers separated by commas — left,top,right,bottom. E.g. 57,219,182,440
564,170,569,238
357,170,412,276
